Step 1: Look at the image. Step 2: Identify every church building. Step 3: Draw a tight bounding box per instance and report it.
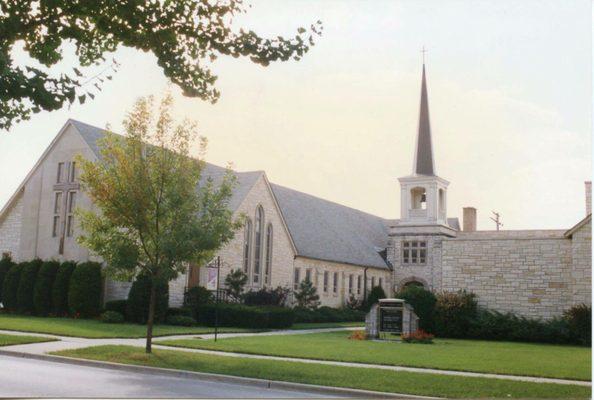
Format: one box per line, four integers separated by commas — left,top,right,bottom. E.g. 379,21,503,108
0,65,590,319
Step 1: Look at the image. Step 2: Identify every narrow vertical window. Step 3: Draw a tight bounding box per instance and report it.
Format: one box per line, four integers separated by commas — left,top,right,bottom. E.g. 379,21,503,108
66,191,76,237
323,271,329,292
57,162,64,183
243,219,252,275
264,224,273,285
379,277,383,289
294,268,300,290
52,192,62,237
371,276,375,288
305,268,312,283
69,162,76,182
357,275,361,295
253,206,264,284
348,274,353,293
333,272,338,293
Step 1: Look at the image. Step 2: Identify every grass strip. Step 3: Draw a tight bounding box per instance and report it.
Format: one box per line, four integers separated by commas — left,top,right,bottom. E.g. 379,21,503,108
0,314,251,338
159,330,591,381
53,345,590,399
0,333,57,346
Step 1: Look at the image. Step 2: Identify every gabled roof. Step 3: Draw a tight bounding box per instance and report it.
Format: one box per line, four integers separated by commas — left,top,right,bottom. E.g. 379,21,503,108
270,184,391,269
72,120,392,269
565,214,592,238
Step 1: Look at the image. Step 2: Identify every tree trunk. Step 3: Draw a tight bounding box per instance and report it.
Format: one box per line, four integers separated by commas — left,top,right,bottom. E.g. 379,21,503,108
145,279,157,354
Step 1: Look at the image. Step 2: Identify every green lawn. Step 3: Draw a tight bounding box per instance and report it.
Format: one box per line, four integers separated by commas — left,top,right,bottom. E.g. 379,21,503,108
0,333,57,346
0,314,251,338
159,331,591,381
53,345,590,398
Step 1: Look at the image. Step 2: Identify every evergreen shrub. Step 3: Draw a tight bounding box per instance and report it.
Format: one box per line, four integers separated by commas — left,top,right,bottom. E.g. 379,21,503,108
33,260,60,316
0,254,15,304
52,261,76,316
68,262,102,317
104,299,128,316
126,274,169,324
198,304,294,329
2,263,22,311
16,259,42,313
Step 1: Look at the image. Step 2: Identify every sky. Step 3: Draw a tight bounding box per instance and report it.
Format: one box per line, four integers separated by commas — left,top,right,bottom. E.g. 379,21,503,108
0,0,591,230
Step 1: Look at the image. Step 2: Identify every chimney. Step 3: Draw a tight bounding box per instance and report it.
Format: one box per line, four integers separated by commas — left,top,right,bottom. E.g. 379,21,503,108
463,207,477,232
586,181,592,216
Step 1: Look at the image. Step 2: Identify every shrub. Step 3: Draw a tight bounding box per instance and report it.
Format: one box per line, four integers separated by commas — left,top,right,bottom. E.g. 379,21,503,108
292,306,365,323
166,315,196,326
167,307,193,318
198,303,295,329
101,310,124,323
2,263,22,311
348,330,367,340
17,259,42,313
402,329,434,344
51,261,76,316
396,285,437,332
366,285,386,307
104,299,128,316
434,290,478,338
243,286,290,306
126,273,169,324
224,269,248,302
345,294,363,310
0,254,15,304
564,304,591,345
33,260,60,316
294,279,320,310
68,262,103,318
183,286,213,320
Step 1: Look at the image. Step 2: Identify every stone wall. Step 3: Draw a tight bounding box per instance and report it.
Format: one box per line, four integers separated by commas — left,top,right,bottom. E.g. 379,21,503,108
442,230,573,319
293,257,391,307
570,218,591,306
0,192,23,260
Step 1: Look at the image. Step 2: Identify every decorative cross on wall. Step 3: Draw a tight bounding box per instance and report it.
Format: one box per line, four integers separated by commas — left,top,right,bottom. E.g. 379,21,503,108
52,161,79,255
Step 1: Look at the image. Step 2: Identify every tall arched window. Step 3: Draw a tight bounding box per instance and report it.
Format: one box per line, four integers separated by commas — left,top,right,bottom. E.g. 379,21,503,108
253,206,264,284
243,218,252,275
265,223,273,285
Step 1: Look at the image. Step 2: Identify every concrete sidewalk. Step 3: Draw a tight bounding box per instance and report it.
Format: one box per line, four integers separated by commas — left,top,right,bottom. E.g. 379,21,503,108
0,327,590,387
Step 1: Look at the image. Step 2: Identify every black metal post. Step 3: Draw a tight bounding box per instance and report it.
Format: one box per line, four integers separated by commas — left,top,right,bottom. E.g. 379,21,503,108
214,256,220,342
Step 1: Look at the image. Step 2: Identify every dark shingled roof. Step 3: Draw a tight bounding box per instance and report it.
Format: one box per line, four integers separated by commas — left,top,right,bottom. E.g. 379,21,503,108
72,119,454,270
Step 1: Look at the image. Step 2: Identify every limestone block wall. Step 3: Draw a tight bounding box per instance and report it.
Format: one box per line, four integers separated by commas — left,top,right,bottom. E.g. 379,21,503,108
0,193,23,260
293,257,391,307
442,230,573,319
570,219,591,306
389,234,443,293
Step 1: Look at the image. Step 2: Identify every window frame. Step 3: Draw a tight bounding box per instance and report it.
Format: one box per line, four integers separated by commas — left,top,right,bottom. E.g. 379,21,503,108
323,271,329,293
253,206,264,285
294,268,300,290
333,272,338,293
66,191,76,237
357,275,361,295
402,240,427,265
348,274,353,294
264,223,273,285
242,218,253,275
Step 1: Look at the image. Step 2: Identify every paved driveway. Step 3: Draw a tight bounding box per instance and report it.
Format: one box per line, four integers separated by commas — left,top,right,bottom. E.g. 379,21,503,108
0,355,339,398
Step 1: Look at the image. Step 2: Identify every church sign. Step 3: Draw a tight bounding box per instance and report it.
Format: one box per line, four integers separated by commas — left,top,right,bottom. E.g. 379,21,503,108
379,301,404,334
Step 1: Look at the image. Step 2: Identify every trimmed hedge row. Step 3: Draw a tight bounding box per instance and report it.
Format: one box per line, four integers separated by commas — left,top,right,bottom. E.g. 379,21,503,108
198,304,295,329
0,258,103,318
293,306,365,323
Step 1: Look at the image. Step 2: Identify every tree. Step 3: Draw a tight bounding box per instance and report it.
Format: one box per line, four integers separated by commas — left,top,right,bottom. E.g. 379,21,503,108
396,285,437,332
0,1,322,130
0,254,15,304
224,269,248,302
77,94,241,352
294,278,320,310
366,285,386,308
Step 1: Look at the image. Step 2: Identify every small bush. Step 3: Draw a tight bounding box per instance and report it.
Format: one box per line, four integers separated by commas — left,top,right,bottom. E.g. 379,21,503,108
2,263,22,311
345,294,363,310
16,259,42,313
224,269,248,302
101,310,124,323
366,285,386,307
167,307,193,318
243,286,290,306
348,330,367,340
126,274,169,324
166,315,196,326
68,262,103,318
434,290,478,338
198,303,295,329
183,286,212,320
293,279,320,310
396,285,437,332
564,304,591,345
52,261,76,316
0,254,15,304
104,299,128,316
402,329,434,344
33,260,60,316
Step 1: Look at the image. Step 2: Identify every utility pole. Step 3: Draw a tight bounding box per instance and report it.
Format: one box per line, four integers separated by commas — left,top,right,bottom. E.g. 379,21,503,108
490,211,503,231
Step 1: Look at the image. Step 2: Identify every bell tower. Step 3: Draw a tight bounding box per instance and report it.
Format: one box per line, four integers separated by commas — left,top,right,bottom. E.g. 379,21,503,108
398,64,449,227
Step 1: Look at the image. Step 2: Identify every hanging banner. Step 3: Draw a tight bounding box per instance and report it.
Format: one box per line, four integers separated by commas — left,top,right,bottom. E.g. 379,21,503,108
206,267,218,290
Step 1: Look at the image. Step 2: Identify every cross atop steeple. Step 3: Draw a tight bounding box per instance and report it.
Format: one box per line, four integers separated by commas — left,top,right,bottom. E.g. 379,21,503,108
421,46,427,64
413,62,435,176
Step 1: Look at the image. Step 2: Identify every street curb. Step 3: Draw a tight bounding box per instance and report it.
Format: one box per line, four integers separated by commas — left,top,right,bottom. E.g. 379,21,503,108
0,349,438,399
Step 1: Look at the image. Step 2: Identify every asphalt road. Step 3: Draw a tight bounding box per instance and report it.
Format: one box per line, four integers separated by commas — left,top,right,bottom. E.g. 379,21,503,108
0,355,340,398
